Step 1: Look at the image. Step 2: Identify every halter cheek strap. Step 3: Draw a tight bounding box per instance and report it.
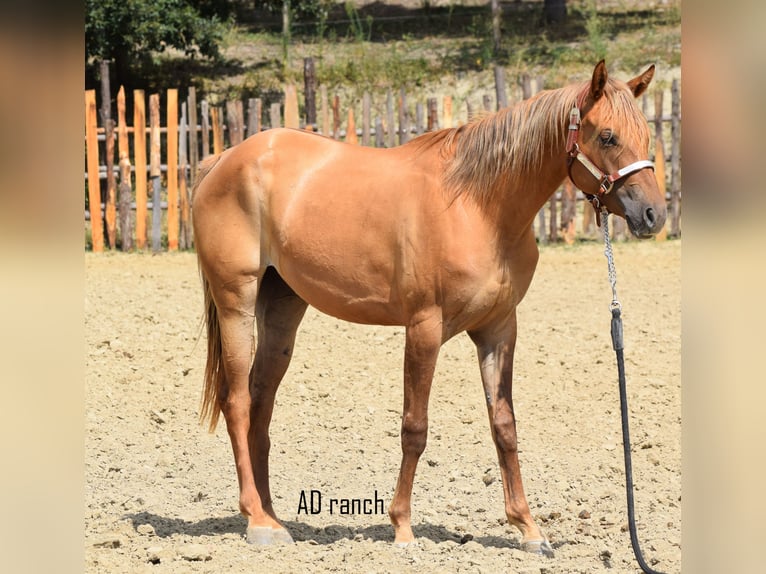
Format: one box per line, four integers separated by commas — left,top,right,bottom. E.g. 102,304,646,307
565,102,654,223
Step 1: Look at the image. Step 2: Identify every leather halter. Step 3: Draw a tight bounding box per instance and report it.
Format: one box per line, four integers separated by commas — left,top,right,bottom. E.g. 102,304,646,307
565,93,654,222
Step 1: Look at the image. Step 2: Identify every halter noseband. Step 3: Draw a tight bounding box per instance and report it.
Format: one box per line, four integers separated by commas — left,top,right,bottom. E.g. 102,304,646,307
565,93,654,220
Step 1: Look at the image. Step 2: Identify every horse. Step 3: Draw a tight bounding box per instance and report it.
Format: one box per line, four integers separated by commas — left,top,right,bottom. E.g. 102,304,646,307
191,60,665,555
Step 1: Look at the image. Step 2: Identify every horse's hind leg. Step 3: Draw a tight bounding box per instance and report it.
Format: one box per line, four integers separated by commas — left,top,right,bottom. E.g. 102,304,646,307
203,269,279,533
246,267,308,545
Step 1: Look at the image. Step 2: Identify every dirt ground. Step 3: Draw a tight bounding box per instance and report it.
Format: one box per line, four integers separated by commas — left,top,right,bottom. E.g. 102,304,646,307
84,239,680,573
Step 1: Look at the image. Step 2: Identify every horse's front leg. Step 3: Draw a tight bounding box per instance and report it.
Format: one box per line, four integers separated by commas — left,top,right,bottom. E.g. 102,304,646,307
469,314,553,557
388,312,442,545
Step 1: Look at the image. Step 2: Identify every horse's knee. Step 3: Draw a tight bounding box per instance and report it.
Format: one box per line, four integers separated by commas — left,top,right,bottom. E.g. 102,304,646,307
401,415,428,456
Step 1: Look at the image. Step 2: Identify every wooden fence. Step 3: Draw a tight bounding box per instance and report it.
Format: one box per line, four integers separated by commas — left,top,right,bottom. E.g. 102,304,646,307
85,61,681,252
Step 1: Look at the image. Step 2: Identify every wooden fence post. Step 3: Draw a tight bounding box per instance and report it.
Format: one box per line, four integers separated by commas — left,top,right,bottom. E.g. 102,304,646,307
374,116,384,148
149,93,162,252
346,107,358,144
167,89,179,251
284,84,299,129
548,192,558,243
561,180,577,245
211,106,224,154
482,94,492,112
494,65,508,109
362,92,371,146
386,90,395,147
332,95,340,139
654,89,668,241
226,100,244,146
320,85,329,137
427,98,438,131
100,61,117,250
270,102,281,130
187,87,199,183
304,57,317,127
200,100,210,158
117,86,133,251
133,90,147,250
670,80,681,237
442,96,452,129
399,88,409,145
415,102,424,136
248,98,262,137
85,90,104,252
179,101,191,249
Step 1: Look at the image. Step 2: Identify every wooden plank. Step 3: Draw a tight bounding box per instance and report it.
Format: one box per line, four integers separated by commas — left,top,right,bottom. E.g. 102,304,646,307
346,107,358,144
494,65,508,109
303,57,317,126
548,193,558,243
653,88,667,241
561,180,577,245
200,99,210,158
117,86,133,251
374,116,384,148
521,74,533,100
582,200,595,237
482,94,492,112
117,86,129,158
211,106,224,154
149,93,162,252
320,85,329,137
248,98,262,137
187,87,199,182
398,88,409,144
118,155,133,251
284,84,299,129
270,102,281,130
226,100,244,146
100,61,116,249
133,90,147,250
179,102,191,249
427,98,438,131
166,89,179,251
415,102,424,136
85,90,103,252
386,90,395,147
670,81,681,237
362,92,371,146
443,96,452,129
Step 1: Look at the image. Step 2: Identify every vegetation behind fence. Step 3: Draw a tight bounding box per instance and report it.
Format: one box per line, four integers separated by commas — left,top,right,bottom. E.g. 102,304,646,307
84,59,681,252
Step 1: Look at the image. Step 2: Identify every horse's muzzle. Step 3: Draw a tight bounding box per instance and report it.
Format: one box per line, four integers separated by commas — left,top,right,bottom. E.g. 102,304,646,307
621,185,667,238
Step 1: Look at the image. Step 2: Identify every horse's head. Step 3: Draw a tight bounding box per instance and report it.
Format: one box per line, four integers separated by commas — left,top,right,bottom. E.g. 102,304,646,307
568,61,667,238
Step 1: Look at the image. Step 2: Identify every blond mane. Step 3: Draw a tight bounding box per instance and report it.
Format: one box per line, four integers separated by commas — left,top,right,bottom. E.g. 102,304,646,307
441,78,649,209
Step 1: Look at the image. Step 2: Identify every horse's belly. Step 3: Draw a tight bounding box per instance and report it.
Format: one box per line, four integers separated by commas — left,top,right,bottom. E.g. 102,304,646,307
274,253,404,325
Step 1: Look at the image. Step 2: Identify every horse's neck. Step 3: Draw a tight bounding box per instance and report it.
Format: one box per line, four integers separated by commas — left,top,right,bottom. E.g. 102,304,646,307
490,94,571,242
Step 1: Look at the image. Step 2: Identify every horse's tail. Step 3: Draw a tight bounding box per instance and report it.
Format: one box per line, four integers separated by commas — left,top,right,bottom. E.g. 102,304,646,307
194,152,225,432
199,269,224,432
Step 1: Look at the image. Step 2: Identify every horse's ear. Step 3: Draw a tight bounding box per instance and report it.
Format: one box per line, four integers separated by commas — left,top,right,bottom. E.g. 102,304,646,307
626,64,655,98
590,60,608,101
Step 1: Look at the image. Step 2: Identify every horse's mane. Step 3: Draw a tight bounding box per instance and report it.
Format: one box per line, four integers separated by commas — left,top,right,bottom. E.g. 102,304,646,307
435,78,649,209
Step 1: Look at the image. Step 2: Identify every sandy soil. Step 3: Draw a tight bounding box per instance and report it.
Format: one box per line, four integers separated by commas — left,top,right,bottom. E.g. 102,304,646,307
85,239,680,573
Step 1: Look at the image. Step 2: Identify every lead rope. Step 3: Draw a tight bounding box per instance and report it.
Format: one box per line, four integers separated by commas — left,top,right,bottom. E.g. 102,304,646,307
601,209,666,574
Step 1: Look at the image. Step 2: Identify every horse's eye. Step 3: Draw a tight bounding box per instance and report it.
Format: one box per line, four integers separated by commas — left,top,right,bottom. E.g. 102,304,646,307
600,130,617,147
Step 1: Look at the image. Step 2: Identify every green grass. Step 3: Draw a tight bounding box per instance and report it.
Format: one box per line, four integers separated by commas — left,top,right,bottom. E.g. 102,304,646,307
147,1,680,105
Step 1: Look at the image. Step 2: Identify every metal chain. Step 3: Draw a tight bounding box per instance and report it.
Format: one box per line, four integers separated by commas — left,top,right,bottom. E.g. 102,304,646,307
601,208,621,311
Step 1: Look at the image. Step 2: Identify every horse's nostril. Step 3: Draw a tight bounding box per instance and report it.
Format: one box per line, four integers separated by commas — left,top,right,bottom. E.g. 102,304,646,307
644,207,655,226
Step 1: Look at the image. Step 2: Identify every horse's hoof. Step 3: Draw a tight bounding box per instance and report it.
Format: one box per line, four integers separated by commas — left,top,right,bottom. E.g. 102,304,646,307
246,526,295,545
521,538,554,558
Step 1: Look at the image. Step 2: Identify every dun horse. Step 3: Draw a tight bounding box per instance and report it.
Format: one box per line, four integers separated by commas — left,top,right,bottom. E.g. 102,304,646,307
192,61,665,554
